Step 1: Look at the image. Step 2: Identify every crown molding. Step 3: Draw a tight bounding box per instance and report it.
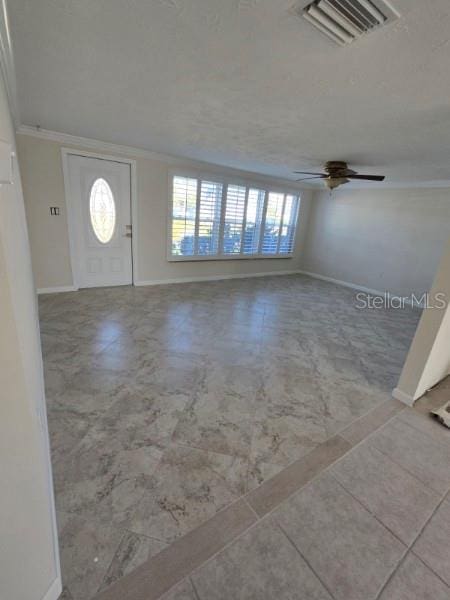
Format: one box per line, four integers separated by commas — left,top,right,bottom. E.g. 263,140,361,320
17,124,176,161
16,124,316,191
17,127,450,192
0,0,19,127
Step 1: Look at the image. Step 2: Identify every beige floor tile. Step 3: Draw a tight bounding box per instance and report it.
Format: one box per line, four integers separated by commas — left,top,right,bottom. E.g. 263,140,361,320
413,499,450,586
379,553,450,600
369,418,450,494
274,473,405,600
331,443,440,545
191,519,332,600
398,408,450,449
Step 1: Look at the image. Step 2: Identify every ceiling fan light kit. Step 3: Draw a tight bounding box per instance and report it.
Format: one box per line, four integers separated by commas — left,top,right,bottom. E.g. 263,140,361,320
301,0,400,46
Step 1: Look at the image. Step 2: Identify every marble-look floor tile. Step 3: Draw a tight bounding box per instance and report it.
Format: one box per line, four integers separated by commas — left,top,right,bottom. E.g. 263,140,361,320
275,473,405,600
249,410,327,467
246,436,351,517
39,276,420,598
86,388,190,447
128,444,248,543
369,418,450,495
47,409,93,459
54,430,164,528
331,443,440,545
173,393,254,458
160,580,199,600
130,351,205,398
57,511,124,600
59,587,75,600
245,458,284,492
413,499,450,586
340,398,404,447
94,499,256,600
191,519,332,600
318,379,391,435
100,531,167,592
172,362,261,457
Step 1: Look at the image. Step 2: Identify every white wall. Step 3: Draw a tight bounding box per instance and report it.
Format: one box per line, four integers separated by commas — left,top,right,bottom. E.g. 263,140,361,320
302,187,450,297
394,239,450,403
16,132,312,290
0,70,60,600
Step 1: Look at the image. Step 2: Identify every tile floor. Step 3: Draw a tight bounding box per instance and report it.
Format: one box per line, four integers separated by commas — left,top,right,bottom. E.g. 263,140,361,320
94,383,450,600
39,274,422,599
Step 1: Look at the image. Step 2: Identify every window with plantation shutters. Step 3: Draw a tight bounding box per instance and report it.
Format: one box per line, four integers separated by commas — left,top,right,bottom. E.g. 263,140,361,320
168,174,300,261
243,188,265,255
171,176,197,257
198,180,223,255
279,194,299,254
262,192,284,254
223,185,246,254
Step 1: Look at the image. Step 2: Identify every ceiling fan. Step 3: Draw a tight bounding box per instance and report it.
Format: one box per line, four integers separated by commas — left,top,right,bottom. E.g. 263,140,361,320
294,161,385,190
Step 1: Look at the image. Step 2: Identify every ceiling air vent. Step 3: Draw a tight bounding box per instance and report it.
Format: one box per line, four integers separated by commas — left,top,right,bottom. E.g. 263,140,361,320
301,0,399,45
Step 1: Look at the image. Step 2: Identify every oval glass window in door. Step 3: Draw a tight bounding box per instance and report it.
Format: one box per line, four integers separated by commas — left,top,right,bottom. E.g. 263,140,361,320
89,178,116,243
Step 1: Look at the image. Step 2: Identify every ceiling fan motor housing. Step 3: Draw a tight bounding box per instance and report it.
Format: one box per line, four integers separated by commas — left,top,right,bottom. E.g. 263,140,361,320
325,161,354,176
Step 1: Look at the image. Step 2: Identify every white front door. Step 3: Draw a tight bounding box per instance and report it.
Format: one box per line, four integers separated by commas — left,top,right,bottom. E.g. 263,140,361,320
66,154,133,288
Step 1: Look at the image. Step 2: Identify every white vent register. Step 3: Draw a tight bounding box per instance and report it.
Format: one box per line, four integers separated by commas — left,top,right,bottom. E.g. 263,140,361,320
301,0,399,45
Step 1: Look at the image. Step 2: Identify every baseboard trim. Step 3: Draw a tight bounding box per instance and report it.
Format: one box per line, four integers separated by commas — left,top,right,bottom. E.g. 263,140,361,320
298,270,424,308
392,387,415,407
299,270,386,296
41,578,62,600
37,285,77,294
135,270,302,287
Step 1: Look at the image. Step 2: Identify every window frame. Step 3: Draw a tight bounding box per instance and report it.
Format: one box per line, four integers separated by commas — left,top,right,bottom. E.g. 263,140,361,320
167,169,301,262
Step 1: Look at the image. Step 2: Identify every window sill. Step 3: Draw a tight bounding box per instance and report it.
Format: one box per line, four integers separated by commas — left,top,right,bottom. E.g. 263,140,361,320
167,254,294,263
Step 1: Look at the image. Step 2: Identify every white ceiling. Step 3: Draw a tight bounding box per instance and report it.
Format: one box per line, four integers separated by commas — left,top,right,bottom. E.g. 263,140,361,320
8,0,450,185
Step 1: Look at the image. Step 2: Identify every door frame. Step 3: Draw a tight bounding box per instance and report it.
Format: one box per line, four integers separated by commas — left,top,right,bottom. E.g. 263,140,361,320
61,148,138,289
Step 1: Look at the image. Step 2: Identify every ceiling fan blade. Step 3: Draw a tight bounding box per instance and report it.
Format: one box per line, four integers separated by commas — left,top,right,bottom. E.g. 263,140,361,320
296,175,327,181
293,171,325,175
347,174,385,181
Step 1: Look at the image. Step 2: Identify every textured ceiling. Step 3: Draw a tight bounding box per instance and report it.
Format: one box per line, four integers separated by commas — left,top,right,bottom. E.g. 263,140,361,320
8,0,450,185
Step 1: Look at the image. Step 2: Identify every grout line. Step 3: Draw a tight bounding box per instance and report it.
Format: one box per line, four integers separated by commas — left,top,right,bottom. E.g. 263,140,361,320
375,490,450,598
275,521,337,600
397,409,450,449
242,497,260,521
367,423,449,495
409,550,450,591
97,529,130,595
148,408,438,600
145,398,406,598
328,473,409,548
189,576,202,600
